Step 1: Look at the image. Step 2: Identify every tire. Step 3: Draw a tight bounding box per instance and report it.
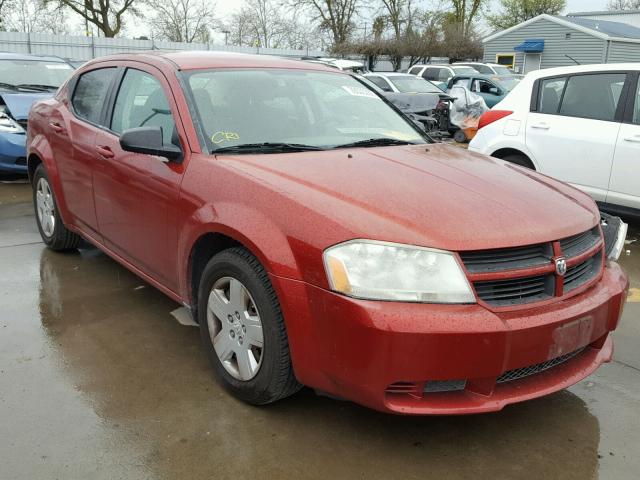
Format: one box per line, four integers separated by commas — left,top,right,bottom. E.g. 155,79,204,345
453,129,467,143
502,153,534,170
32,164,82,251
197,247,301,405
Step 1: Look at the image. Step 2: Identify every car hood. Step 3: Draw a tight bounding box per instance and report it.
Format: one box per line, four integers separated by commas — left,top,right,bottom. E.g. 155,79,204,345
1,92,52,120
220,144,599,251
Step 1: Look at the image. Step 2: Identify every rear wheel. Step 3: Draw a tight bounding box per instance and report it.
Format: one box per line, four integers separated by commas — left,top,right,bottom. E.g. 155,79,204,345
33,164,82,251
197,247,301,405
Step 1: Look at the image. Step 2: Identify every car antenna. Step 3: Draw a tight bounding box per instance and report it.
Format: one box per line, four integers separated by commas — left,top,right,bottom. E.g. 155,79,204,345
565,55,580,65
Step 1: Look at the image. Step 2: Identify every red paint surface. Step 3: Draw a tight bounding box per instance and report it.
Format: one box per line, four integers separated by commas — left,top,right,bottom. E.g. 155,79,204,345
27,52,629,414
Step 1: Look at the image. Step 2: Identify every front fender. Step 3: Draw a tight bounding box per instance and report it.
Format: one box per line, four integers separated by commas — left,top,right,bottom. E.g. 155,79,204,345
28,134,74,227
177,200,301,303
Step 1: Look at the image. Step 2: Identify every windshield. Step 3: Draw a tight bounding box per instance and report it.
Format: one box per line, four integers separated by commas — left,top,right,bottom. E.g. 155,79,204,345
185,69,426,152
0,60,73,91
452,66,477,75
388,76,443,94
461,64,493,74
492,66,514,76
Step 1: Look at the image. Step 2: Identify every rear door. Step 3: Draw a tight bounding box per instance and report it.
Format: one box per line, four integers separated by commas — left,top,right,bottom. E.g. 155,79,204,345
608,72,640,209
92,64,187,289
525,72,627,202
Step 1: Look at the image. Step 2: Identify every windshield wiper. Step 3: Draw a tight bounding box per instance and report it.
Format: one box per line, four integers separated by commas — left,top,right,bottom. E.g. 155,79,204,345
332,137,418,149
213,142,325,154
0,82,18,91
16,84,58,92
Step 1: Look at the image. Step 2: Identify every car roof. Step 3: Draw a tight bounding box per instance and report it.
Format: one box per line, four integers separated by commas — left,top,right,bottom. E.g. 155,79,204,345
84,51,339,73
0,52,68,63
525,62,640,79
366,72,414,78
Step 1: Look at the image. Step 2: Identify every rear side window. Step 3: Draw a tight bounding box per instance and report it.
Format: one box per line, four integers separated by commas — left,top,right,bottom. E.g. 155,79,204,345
408,66,422,75
110,68,176,145
423,68,439,80
559,73,626,121
71,67,116,125
366,76,392,92
538,77,566,114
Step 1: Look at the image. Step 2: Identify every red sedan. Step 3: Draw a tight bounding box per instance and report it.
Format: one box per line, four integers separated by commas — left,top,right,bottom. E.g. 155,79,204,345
26,52,629,414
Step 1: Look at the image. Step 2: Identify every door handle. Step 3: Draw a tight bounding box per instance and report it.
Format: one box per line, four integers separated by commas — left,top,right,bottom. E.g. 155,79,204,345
623,136,640,143
96,145,115,159
531,123,550,130
49,122,64,133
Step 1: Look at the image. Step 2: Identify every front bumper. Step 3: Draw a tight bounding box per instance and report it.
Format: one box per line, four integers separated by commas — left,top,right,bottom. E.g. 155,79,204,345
272,262,628,414
0,131,27,173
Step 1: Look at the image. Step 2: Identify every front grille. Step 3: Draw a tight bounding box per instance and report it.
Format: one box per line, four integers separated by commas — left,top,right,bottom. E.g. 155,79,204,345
564,251,602,292
460,243,551,273
461,227,603,307
497,347,586,384
560,227,600,257
474,274,554,306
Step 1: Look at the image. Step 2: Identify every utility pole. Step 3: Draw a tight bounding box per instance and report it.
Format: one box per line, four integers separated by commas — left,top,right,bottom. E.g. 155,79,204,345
222,30,230,46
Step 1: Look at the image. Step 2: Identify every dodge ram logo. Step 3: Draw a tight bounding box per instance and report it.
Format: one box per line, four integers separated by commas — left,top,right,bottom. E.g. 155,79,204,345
555,257,567,276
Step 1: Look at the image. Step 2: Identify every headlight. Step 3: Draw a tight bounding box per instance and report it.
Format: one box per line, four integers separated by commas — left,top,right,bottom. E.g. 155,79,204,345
323,240,475,303
607,220,628,261
0,113,24,133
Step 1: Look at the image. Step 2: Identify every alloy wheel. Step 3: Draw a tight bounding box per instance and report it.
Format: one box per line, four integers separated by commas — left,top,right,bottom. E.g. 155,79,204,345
36,178,56,238
207,276,264,381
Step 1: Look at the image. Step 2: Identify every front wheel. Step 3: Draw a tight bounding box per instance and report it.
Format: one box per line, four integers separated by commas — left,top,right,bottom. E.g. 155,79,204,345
32,164,82,251
197,247,301,405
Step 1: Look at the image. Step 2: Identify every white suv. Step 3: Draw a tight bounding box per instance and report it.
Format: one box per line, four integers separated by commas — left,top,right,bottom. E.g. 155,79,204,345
408,64,477,84
469,63,640,216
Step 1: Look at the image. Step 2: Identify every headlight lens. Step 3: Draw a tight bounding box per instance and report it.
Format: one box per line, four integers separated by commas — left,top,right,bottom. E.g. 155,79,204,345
323,240,476,303
607,220,628,261
0,113,24,133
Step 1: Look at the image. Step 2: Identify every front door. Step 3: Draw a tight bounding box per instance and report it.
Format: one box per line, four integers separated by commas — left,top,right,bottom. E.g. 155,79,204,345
526,72,626,202
56,67,117,235
608,76,640,209
92,65,187,290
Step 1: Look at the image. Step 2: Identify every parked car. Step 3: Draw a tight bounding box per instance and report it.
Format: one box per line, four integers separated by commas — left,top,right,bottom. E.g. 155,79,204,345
363,72,452,133
27,52,628,415
408,64,477,88
447,74,520,108
0,53,74,174
302,57,367,73
469,63,640,217
453,62,517,76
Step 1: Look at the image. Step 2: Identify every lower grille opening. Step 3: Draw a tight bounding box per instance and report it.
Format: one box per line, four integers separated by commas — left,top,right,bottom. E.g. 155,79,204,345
424,379,467,393
497,347,587,384
385,382,420,395
15,157,26,166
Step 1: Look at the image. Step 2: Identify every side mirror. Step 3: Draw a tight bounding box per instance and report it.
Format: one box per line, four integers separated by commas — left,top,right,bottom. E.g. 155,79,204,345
120,126,182,162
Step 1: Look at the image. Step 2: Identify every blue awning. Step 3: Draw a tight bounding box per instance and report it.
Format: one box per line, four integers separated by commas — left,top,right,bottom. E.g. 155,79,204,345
514,39,545,53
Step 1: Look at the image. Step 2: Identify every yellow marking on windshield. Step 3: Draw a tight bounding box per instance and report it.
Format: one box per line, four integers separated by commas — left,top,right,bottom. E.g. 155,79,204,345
211,131,240,144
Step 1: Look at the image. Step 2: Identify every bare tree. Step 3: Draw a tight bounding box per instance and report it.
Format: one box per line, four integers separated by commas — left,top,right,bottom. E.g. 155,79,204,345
448,0,485,37
46,0,139,37
0,0,16,31
147,0,216,43
7,0,69,34
291,0,362,48
243,0,287,48
487,0,566,30
226,8,254,46
608,0,640,9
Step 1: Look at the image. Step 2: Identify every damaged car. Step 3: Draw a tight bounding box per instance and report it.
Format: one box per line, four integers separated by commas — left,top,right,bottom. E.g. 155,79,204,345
0,53,74,175
27,52,629,414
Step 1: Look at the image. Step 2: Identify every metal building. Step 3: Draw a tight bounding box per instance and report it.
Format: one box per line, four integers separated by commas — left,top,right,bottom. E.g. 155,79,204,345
482,14,640,74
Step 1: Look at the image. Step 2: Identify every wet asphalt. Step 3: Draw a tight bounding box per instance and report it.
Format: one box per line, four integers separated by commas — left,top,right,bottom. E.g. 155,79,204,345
1,179,639,480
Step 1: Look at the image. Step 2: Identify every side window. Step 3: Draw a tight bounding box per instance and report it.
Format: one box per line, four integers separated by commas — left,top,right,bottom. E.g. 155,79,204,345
475,79,498,94
367,76,392,92
538,77,566,114
438,69,452,82
71,67,116,125
559,73,627,121
634,79,640,125
408,66,422,75
111,69,176,145
423,68,438,80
